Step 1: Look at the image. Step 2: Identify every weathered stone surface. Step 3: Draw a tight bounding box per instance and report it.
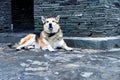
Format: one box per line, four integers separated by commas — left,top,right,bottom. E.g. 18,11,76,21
0,0,11,32
0,43,120,80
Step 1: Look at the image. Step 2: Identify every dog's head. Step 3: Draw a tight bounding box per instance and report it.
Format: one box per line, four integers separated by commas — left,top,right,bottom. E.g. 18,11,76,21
41,15,60,34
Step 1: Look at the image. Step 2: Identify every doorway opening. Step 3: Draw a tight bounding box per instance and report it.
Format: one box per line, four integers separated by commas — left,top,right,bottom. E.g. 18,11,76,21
11,0,34,32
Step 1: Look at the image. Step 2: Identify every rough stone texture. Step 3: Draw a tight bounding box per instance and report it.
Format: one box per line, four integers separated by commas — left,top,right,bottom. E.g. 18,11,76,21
0,0,120,36
0,0,11,32
34,0,120,37
0,43,120,80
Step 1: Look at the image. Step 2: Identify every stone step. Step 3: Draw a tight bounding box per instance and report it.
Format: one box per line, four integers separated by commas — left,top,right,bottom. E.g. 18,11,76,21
0,33,120,50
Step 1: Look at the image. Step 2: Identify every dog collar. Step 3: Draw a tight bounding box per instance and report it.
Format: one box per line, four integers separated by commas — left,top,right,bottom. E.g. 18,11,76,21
45,29,60,37
48,29,61,37
48,33,56,37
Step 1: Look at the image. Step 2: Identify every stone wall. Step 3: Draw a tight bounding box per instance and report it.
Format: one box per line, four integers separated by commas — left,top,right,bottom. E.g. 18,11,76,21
0,0,120,36
0,0,11,32
34,0,120,37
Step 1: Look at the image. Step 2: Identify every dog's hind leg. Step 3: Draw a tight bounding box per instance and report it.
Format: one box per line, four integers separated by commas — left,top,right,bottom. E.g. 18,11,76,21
16,38,35,50
16,34,36,50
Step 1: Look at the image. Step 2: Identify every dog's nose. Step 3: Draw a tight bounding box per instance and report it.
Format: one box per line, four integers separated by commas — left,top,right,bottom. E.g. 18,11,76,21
49,23,53,29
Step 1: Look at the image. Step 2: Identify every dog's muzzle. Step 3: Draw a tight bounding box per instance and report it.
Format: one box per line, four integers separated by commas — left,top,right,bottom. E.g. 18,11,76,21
48,23,53,30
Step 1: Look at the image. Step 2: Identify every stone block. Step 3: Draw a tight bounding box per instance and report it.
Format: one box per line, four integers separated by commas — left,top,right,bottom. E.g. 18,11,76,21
64,36,120,50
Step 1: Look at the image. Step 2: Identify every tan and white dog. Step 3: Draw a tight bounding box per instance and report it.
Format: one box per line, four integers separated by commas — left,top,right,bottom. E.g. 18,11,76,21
15,15,73,51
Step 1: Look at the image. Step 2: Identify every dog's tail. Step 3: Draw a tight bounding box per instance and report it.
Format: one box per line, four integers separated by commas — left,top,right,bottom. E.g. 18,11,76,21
8,43,18,49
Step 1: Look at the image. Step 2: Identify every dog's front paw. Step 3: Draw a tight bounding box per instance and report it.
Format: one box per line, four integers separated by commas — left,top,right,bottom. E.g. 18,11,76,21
65,47,73,51
42,46,55,52
48,48,56,52
41,46,48,51
16,47,21,51
47,45,55,52
26,45,35,49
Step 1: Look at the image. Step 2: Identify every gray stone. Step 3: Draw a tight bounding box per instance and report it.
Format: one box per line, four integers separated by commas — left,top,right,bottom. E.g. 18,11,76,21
0,0,11,32
0,43,120,80
0,0,120,37
34,0,120,37
64,36,120,50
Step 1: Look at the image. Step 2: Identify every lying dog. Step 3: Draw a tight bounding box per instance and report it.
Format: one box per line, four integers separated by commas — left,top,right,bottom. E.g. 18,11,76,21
15,15,73,51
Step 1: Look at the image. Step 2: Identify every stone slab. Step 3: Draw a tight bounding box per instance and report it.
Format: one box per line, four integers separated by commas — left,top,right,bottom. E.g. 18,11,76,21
64,36,120,50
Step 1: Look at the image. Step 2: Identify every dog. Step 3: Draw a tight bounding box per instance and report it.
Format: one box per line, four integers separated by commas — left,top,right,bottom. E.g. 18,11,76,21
13,15,73,51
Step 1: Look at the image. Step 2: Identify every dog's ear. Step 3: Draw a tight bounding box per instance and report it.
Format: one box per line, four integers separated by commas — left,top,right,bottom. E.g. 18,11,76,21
41,16,46,23
56,15,60,22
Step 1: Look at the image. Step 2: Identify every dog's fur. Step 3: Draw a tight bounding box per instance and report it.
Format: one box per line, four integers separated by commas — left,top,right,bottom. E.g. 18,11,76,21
15,15,73,51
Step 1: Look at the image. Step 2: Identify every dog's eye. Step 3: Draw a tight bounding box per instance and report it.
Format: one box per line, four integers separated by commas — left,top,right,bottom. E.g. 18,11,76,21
52,21,55,22
46,21,49,23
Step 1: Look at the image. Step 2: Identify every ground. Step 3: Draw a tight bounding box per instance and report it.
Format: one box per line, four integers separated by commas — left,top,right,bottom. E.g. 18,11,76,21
0,43,120,80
